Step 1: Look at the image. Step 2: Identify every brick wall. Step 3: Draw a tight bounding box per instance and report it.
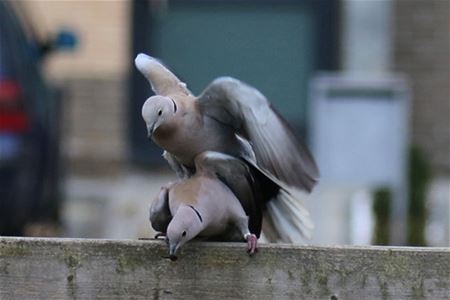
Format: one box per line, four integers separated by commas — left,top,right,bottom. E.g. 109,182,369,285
393,0,450,175
59,78,127,176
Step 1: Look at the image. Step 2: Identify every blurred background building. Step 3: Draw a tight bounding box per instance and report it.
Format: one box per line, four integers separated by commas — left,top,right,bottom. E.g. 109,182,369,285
0,0,448,246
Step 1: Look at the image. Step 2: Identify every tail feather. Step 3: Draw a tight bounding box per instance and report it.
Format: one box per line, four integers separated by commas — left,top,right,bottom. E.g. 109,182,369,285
264,188,313,243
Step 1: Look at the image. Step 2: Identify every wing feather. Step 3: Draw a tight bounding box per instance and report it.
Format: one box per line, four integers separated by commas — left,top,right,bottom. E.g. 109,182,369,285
197,77,319,192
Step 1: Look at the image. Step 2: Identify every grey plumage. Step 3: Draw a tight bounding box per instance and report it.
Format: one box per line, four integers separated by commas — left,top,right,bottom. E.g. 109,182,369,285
137,53,317,243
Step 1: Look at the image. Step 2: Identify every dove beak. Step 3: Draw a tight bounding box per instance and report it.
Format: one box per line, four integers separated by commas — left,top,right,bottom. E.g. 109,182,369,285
169,243,178,261
147,123,156,139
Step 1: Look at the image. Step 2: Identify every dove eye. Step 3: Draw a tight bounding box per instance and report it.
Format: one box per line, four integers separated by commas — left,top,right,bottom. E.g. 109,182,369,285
158,110,162,116
182,231,187,237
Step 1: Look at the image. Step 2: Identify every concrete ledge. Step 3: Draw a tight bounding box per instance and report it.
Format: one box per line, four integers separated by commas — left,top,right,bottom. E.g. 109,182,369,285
1,237,449,299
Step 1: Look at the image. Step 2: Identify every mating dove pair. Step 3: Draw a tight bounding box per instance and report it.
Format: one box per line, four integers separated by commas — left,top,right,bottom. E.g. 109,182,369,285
135,54,319,259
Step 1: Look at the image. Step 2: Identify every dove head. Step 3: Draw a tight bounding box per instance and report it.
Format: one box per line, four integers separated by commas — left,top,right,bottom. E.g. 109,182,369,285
141,95,178,139
166,205,204,261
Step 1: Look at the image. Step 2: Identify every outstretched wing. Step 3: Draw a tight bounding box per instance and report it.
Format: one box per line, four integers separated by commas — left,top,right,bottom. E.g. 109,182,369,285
197,77,319,193
135,53,191,96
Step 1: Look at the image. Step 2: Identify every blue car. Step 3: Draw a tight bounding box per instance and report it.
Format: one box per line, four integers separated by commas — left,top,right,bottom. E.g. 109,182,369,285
0,1,76,235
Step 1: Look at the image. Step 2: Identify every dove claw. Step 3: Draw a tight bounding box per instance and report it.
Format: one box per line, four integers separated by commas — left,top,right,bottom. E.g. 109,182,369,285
246,234,258,256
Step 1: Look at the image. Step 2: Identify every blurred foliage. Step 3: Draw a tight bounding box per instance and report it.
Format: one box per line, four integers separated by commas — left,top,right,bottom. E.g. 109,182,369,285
407,146,431,246
372,146,431,246
372,187,391,245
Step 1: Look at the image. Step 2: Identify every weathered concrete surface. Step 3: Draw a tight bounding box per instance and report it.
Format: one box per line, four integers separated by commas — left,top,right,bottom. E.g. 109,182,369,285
0,237,449,299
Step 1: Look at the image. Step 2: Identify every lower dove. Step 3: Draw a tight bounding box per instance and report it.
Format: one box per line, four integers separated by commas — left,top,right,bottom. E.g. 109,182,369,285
150,151,264,260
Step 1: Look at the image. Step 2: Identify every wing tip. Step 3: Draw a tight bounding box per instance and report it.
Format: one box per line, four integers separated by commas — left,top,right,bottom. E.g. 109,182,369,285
210,76,242,88
135,53,157,72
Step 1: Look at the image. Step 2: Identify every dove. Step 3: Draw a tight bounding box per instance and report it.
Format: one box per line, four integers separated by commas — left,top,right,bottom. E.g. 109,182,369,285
136,53,317,242
150,151,264,260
